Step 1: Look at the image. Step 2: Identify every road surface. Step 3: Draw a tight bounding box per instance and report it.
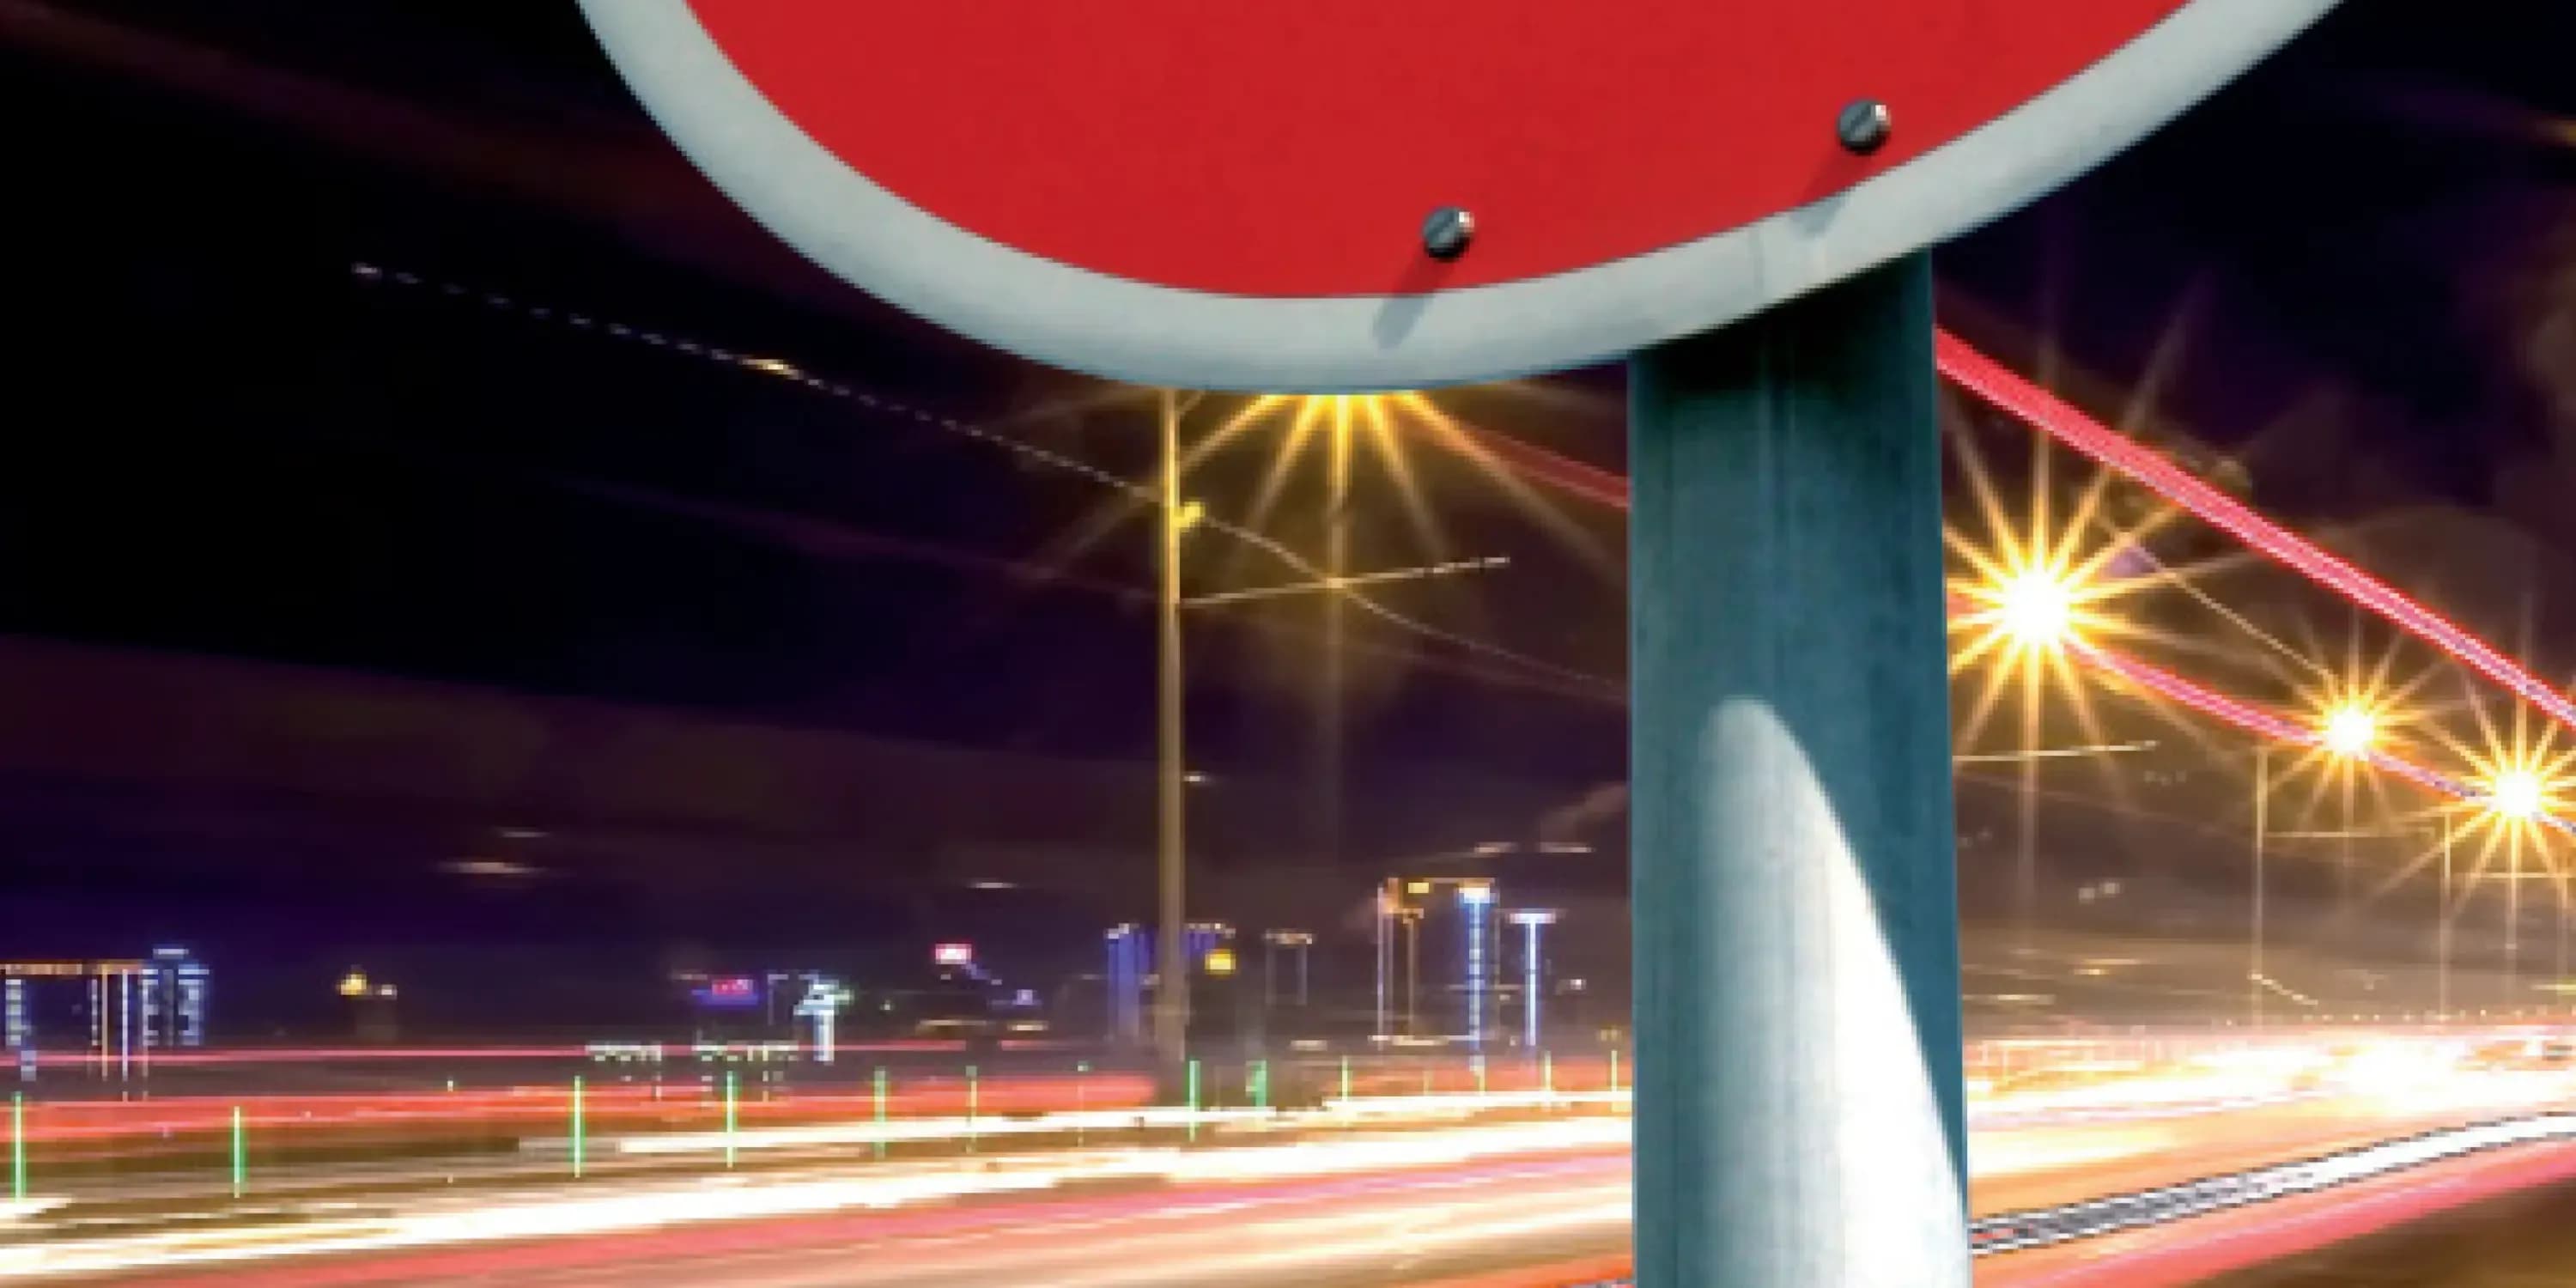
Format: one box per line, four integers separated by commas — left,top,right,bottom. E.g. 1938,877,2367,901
23,1074,2576,1286
2195,1170,2576,1286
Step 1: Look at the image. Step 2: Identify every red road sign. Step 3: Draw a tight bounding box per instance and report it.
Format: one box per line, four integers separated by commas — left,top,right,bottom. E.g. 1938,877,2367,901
585,2,2336,391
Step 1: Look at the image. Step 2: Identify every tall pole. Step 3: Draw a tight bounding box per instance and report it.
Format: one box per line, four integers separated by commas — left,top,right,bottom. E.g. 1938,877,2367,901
2556,832,2570,997
2251,745,2268,1030
1320,405,1352,866
1630,257,1965,1288
1523,916,1539,1048
1403,913,1420,1037
2338,765,2355,914
2508,829,2524,1006
1373,884,1392,1040
2439,814,2453,1020
1156,388,1190,1091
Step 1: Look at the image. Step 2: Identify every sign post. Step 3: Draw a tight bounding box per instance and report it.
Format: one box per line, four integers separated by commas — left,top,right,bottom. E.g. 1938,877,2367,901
1631,257,1965,1283
582,3,2340,1279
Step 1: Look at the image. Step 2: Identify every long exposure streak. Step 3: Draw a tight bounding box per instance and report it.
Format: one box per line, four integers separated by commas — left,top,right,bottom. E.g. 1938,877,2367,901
1462,378,2573,834
1933,331,2576,738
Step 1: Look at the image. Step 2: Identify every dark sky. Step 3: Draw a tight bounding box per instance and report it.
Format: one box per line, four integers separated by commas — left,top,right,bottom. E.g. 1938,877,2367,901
3,1,2574,1024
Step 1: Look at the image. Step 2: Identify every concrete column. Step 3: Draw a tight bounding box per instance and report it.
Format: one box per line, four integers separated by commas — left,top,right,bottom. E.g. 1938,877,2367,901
1630,254,1968,1286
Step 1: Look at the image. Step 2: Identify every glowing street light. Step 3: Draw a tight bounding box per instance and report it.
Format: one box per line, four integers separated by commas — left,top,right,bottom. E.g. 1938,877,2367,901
1996,566,2078,648
2489,769,2545,821
2320,704,2379,759
2450,730,2576,1006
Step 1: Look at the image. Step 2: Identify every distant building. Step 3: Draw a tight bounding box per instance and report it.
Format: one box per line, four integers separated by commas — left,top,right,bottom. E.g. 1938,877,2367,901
673,969,846,1060
1099,922,1240,1046
3,947,210,1078
1104,925,1148,1044
142,946,209,1050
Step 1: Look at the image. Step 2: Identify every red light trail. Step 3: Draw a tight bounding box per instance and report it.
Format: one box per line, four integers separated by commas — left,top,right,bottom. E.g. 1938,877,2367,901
1933,331,2576,738
1458,358,2566,829
1455,332,2576,752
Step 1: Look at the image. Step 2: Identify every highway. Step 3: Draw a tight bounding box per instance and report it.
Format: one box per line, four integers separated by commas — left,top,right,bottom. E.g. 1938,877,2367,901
2199,1172,2576,1286
98,1152,1633,1288
18,1054,2576,1285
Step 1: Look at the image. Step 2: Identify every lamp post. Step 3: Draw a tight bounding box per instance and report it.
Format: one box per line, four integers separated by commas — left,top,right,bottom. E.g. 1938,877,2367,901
2275,821,2454,1021
1155,387,1189,1093
1374,884,1394,1041
2485,768,2549,1006
2247,703,2379,1030
2441,812,2455,1018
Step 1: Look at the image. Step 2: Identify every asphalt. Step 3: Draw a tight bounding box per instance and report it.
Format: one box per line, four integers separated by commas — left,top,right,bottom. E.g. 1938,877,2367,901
2197,1172,2576,1287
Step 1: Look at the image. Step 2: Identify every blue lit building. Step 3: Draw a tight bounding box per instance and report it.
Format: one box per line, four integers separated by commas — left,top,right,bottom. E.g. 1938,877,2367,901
141,946,209,1049
1102,922,1236,1045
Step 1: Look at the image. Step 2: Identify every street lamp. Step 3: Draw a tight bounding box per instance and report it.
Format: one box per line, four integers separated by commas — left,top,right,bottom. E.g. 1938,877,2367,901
1155,388,1190,1092
2249,701,2384,1030
1996,567,2077,648
1954,558,2089,963
2321,705,2378,759
2490,769,2544,821
2478,765,2555,999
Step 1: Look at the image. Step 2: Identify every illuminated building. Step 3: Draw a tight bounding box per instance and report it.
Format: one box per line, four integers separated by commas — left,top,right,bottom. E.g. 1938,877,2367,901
1185,922,1234,969
140,946,208,1050
793,977,849,1063
1373,878,1502,1046
1101,922,1238,1046
676,969,849,1060
1105,924,1148,1044
3,949,209,1078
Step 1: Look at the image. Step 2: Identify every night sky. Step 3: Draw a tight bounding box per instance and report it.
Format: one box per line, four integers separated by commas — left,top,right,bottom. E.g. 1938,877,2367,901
3,1,2573,1031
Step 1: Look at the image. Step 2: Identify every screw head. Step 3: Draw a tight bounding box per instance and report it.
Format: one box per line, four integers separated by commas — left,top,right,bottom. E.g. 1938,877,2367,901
1421,206,1475,261
1838,100,1893,155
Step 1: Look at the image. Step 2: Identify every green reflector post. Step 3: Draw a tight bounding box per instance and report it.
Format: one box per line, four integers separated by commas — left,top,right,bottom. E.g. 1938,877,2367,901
1610,1048,1621,1095
1186,1059,1201,1144
966,1065,980,1154
1340,1055,1352,1103
1250,1060,1268,1110
569,1078,585,1179
724,1070,738,1169
10,1093,24,1204
1544,1050,1556,1103
872,1066,889,1161
229,1104,245,1198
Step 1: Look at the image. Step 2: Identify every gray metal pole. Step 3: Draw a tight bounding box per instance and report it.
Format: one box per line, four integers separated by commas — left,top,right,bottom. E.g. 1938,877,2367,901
1156,388,1190,1092
1629,254,1967,1287
2439,814,2453,1020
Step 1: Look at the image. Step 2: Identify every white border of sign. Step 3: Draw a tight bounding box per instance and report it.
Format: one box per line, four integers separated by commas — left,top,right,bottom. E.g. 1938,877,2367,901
584,1,2336,392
